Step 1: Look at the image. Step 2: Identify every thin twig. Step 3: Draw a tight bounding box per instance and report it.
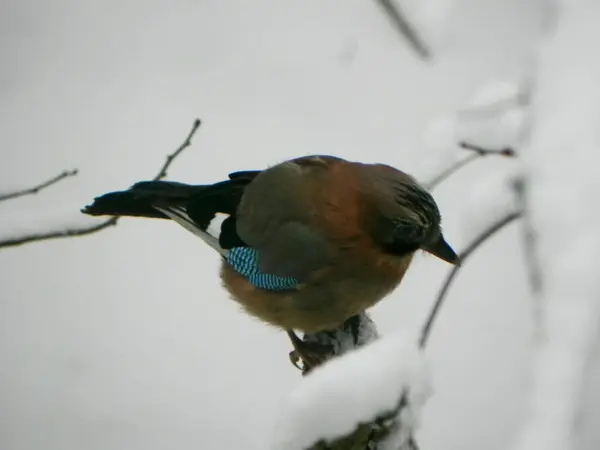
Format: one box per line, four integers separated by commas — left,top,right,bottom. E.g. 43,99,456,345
0,119,202,250
154,118,202,180
425,153,480,191
0,169,79,202
512,176,545,344
458,141,516,157
419,210,522,348
512,176,543,295
0,217,120,248
425,142,516,191
374,0,431,60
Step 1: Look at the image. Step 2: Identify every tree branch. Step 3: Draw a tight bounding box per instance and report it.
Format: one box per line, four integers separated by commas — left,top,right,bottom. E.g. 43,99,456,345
419,210,522,348
309,390,417,450
0,118,202,250
154,118,202,180
374,0,431,60
458,141,516,157
512,176,543,296
425,141,515,191
0,169,78,203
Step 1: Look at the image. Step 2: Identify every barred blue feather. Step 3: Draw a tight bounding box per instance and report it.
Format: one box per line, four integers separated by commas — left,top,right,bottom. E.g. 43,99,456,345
227,247,298,291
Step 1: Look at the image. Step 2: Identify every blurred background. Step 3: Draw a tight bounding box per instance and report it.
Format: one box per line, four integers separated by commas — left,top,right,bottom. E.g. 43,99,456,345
0,1,551,449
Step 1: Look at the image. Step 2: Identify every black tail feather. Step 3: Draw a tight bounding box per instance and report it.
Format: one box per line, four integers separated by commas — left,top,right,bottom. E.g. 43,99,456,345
81,181,204,219
81,170,261,233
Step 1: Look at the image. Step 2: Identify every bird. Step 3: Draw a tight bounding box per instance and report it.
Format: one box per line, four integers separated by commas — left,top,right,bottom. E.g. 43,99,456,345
82,155,459,368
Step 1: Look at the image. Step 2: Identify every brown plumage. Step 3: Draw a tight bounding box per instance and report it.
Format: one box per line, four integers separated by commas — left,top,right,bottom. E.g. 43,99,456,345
82,155,458,365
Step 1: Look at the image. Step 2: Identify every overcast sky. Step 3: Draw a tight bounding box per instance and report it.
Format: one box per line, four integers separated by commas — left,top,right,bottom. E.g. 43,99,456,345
0,1,546,449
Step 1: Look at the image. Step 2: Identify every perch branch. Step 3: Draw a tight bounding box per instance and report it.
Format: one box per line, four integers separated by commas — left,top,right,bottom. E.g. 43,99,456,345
0,118,202,250
374,0,431,60
309,390,417,450
419,210,522,348
0,169,78,202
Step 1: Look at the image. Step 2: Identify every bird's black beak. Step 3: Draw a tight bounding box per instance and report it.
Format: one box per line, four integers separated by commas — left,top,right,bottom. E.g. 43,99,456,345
422,235,460,265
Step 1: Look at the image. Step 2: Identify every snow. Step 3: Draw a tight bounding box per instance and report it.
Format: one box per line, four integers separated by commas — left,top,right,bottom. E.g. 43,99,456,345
271,332,431,450
463,80,524,111
508,2,600,450
456,79,531,150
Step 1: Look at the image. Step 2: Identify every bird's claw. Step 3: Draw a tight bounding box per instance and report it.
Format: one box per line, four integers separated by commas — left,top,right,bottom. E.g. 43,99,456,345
287,331,334,374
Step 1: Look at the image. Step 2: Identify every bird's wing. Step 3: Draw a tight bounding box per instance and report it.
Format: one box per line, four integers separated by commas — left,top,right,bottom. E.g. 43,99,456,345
234,159,339,282
254,221,334,281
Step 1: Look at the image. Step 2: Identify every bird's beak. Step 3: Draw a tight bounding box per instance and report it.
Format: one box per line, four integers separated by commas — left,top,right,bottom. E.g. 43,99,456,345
422,235,460,265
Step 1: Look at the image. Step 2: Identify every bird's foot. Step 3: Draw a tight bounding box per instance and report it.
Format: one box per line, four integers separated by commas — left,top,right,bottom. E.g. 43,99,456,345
287,330,334,374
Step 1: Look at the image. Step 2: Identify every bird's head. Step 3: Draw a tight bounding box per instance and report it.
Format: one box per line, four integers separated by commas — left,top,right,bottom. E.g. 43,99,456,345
367,164,460,265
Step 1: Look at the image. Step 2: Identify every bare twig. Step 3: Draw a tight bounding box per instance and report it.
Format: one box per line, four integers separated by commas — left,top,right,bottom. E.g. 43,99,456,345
512,176,543,296
0,119,202,250
425,153,480,191
374,0,431,60
458,141,516,157
0,169,79,203
419,210,522,348
154,118,202,180
0,217,120,249
425,141,516,191
512,175,545,344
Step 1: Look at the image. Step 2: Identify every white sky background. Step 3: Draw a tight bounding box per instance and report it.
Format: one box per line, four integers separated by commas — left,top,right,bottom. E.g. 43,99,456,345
0,1,547,449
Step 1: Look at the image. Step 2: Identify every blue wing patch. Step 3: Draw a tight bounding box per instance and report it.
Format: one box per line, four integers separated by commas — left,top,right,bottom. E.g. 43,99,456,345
227,247,298,291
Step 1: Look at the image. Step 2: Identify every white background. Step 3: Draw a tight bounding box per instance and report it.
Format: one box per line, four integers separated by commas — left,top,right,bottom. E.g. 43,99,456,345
0,1,549,449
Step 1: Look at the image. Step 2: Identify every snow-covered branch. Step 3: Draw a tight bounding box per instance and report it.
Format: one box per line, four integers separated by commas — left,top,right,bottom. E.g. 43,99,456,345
508,2,600,448
0,118,202,250
274,332,431,450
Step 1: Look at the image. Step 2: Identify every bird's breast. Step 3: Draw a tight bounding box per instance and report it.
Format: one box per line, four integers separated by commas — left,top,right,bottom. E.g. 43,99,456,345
220,246,414,333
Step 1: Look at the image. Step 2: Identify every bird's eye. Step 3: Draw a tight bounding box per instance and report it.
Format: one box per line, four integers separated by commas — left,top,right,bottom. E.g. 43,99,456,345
393,219,426,242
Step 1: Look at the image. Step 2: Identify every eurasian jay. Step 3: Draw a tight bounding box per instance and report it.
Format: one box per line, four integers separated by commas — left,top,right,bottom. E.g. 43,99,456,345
82,155,458,366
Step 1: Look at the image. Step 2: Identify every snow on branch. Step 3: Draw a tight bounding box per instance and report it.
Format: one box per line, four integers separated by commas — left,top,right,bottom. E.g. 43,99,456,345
0,169,79,203
273,332,431,450
457,79,532,119
0,118,202,250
